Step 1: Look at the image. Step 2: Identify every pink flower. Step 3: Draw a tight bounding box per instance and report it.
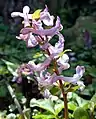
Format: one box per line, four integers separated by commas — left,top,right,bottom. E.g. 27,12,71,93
53,66,85,86
11,6,31,27
35,66,85,88
28,57,52,72
16,33,39,48
11,5,54,26
40,5,54,26
36,70,57,86
11,5,85,91
20,16,61,36
57,54,70,73
47,33,64,57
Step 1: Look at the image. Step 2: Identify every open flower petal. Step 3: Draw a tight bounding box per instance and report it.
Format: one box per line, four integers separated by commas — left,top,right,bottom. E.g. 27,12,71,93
57,54,69,66
47,33,64,58
28,57,52,72
52,66,85,85
40,5,54,26
20,16,61,36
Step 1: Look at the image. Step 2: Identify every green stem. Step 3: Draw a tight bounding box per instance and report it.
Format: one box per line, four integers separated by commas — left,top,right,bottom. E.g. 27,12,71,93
91,111,94,119
6,82,25,119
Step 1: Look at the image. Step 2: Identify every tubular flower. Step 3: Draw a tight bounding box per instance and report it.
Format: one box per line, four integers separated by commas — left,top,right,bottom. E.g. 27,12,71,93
16,56,51,76
57,54,69,66
16,33,39,48
20,16,61,36
36,70,57,87
52,66,85,88
28,57,52,72
35,66,85,90
11,5,54,26
11,6,62,49
11,6,58,48
57,54,70,73
11,5,85,91
40,32,64,57
12,6,40,47
40,5,54,26
48,33,64,57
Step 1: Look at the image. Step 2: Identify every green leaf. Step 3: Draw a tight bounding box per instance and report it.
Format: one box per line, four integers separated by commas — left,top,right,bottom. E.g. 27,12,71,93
0,85,8,97
88,93,96,111
68,92,88,107
68,102,77,111
0,23,9,31
33,52,43,59
91,93,96,104
30,98,55,115
2,59,18,76
87,66,96,78
32,113,55,119
54,99,64,115
0,66,9,75
67,85,79,92
73,107,90,119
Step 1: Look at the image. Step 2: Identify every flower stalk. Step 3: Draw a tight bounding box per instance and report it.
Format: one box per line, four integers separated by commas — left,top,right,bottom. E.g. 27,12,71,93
53,59,68,119
62,88,68,119
6,82,25,119
11,5,85,119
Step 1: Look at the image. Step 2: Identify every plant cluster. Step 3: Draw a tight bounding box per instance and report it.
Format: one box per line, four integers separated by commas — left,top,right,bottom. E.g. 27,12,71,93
10,5,85,119
0,4,96,119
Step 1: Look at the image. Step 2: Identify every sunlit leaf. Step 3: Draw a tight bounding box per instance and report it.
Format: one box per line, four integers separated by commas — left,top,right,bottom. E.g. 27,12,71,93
32,113,55,119
0,66,9,75
30,98,55,115
88,93,96,112
54,99,64,115
68,102,77,111
2,59,18,76
67,85,79,92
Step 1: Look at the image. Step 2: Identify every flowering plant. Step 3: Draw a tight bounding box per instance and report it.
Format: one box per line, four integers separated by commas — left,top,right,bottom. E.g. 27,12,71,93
11,5,85,119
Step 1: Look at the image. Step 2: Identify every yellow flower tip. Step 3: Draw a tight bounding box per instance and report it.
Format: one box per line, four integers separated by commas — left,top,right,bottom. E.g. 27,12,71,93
32,9,42,20
52,68,56,72
40,41,44,45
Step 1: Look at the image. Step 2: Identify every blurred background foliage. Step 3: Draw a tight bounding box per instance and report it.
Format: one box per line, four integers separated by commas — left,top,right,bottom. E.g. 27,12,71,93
0,0,96,118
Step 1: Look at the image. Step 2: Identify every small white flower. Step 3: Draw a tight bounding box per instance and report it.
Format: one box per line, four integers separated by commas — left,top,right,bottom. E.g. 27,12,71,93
57,54,69,65
7,113,16,119
77,81,85,91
